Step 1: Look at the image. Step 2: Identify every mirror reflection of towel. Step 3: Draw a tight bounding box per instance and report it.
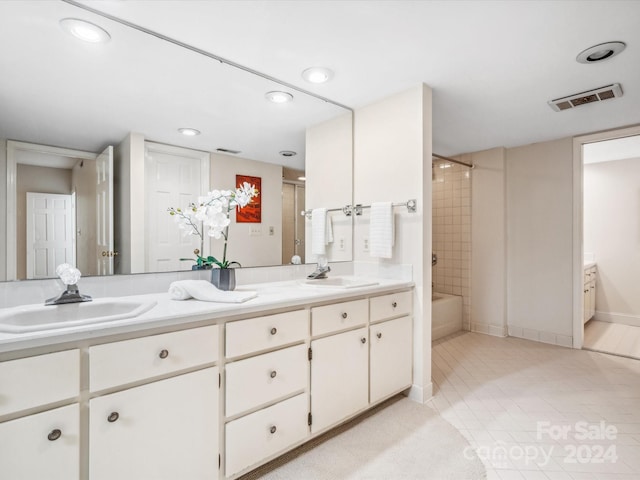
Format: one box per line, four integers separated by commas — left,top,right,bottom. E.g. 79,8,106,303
312,208,328,255
369,202,394,258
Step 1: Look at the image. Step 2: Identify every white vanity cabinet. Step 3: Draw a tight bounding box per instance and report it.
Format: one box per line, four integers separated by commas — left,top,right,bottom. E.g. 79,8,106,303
0,349,80,479
89,368,218,480
310,299,370,434
88,325,220,480
224,310,310,477
583,265,597,324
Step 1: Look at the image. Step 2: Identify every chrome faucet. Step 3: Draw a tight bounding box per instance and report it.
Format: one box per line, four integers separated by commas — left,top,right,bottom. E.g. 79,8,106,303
307,256,331,280
45,264,92,306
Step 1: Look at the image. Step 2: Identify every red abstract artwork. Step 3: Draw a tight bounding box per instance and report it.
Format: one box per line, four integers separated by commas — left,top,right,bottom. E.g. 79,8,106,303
236,175,261,223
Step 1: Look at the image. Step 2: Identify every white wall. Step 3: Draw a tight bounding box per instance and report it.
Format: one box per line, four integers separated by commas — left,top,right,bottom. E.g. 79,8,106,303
72,158,97,276
305,112,353,263
584,157,640,326
210,152,282,268
353,84,432,402
506,138,574,346
470,147,506,336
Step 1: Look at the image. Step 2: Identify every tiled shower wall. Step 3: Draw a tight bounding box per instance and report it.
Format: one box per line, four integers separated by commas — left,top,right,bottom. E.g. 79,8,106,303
432,162,471,329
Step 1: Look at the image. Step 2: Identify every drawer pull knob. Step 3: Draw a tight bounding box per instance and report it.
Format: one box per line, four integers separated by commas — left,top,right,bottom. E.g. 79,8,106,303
270,327,277,335
159,349,169,359
47,429,62,441
270,425,277,434
392,301,398,308
377,332,382,339
341,312,348,319
107,412,119,423
361,337,367,344
270,370,277,379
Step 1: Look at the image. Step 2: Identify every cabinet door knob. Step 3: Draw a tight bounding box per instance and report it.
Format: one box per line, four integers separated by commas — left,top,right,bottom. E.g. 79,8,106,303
47,429,62,441
107,412,119,423
270,425,277,434
270,370,277,379
270,327,277,335
159,349,169,359
361,337,367,344
341,312,348,319
392,301,398,308
377,332,382,339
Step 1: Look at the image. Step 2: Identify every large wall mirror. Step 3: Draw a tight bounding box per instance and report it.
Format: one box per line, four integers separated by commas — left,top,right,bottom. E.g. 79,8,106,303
0,1,353,281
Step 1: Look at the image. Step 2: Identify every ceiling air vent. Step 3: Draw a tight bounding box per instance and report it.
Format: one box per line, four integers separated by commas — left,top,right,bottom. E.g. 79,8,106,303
548,83,623,112
216,147,241,155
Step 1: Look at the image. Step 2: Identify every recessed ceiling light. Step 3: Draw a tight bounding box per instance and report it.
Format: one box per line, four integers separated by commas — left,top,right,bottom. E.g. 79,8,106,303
60,18,111,43
265,91,293,103
301,67,333,84
279,150,297,157
178,128,201,136
576,41,626,64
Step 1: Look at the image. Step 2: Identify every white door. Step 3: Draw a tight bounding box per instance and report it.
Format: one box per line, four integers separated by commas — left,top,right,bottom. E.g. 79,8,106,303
96,145,114,275
310,327,369,434
26,192,74,279
144,143,209,272
89,368,218,480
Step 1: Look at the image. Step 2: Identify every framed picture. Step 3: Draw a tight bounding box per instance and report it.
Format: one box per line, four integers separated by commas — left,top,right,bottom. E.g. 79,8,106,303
236,174,261,223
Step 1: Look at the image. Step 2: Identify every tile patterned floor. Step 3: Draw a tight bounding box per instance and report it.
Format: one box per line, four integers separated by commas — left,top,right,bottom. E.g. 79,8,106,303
583,321,640,360
429,332,640,480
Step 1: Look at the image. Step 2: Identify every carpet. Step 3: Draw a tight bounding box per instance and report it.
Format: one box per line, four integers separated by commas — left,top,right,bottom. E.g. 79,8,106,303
240,395,486,480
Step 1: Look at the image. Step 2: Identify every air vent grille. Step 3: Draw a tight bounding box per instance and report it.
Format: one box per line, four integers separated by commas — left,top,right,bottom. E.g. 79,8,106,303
216,148,241,154
548,83,622,112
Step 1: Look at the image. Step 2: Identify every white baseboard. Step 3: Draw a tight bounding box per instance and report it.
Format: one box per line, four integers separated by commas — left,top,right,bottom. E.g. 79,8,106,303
471,322,507,337
507,325,573,348
408,382,433,404
594,311,640,327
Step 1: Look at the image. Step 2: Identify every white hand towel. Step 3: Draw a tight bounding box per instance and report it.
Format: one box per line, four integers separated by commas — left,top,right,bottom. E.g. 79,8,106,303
369,202,394,259
168,280,257,303
311,208,328,255
325,214,334,244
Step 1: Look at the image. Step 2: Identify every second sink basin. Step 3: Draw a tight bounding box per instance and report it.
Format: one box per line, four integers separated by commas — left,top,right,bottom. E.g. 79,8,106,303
302,276,379,289
0,298,158,334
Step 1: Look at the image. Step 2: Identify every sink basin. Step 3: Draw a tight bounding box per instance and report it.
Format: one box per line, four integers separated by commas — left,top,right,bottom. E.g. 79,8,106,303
0,298,157,334
302,276,379,289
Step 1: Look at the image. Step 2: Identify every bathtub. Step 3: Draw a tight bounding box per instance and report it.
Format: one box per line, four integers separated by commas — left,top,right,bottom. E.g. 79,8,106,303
432,292,463,341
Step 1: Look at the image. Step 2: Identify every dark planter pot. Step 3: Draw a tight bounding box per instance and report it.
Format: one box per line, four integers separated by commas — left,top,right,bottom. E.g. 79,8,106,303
211,268,236,291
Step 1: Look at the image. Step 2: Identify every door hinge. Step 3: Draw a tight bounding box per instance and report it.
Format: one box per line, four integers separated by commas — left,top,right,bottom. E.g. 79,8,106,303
219,373,221,388
218,453,221,469
308,412,313,426
308,347,312,361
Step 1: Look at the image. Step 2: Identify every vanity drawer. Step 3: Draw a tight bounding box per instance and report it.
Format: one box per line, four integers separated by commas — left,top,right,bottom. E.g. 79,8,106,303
225,393,309,477
311,299,368,336
370,291,412,323
0,349,79,416
226,310,308,358
225,344,308,417
89,325,218,392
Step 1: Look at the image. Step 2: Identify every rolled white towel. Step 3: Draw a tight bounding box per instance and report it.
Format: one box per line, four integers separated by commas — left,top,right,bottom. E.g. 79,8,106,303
168,280,257,303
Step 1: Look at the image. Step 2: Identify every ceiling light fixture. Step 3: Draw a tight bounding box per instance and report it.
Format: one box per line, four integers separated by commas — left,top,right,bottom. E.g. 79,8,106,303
265,91,293,103
576,41,626,64
279,150,297,157
60,18,111,43
178,128,201,136
301,67,333,84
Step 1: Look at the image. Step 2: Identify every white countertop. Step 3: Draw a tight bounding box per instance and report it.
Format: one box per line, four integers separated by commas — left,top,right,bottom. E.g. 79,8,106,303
0,277,413,354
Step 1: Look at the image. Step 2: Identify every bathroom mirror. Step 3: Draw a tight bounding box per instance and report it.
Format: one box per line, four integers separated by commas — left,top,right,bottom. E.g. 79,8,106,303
0,1,353,281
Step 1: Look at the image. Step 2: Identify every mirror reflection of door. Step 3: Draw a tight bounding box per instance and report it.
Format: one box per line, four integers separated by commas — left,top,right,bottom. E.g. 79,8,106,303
282,179,305,264
6,140,114,280
25,192,74,279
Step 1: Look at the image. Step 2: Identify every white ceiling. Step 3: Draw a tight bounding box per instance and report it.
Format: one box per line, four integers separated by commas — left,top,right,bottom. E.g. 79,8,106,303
72,0,640,156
